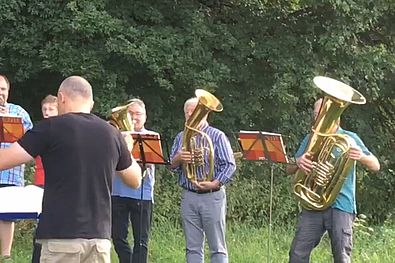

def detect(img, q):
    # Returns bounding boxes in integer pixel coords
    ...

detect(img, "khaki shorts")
[38,238,111,263]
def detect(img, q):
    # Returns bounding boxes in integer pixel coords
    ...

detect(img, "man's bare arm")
[0,143,33,170]
[349,146,380,172]
[360,154,380,172]
[117,159,142,188]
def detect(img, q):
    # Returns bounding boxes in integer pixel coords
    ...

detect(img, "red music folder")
[0,116,24,143]
[238,130,288,163]
[129,132,167,165]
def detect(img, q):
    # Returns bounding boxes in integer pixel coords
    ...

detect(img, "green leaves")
[1,0,394,223]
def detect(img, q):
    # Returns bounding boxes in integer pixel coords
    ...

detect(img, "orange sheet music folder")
[130,133,167,164]
[0,116,24,143]
[238,130,288,163]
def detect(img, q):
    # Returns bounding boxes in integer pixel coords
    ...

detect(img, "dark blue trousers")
[111,196,152,263]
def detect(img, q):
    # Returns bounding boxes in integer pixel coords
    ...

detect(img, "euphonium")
[182,89,223,182]
[293,76,366,210]
[108,100,135,131]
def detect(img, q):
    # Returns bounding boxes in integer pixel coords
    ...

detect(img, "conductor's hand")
[296,152,313,174]
[193,179,221,191]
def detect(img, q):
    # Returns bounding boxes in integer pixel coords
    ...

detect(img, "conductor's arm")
[117,160,142,188]
[116,132,142,188]
[0,143,33,170]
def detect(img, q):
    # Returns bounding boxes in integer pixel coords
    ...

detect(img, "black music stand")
[0,116,24,143]
[129,132,169,263]
[238,130,288,263]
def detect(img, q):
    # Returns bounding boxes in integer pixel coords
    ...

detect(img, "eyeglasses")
[130,111,145,117]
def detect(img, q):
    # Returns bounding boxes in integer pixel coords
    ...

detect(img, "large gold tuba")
[182,89,223,182]
[293,76,366,210]
[108,100,135,131]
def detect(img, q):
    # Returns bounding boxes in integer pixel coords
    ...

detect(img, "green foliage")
[1,0,394,223]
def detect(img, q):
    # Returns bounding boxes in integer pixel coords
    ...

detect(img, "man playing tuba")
[287,97,380,263]
[170,93,236,263]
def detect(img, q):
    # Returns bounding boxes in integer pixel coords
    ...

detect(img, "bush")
[153,160,393,226]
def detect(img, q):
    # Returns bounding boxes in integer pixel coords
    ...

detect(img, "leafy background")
[1,0,394,225]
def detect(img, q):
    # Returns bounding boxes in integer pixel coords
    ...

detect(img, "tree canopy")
[1,0,394,223]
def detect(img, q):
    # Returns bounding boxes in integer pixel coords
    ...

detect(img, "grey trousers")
[181,188,228,263]
[289,208,355,263]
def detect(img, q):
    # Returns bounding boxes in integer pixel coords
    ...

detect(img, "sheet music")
[128,132,167,164]
[239,130,289,163]
[0,115,24,143]
[239,130,282,136]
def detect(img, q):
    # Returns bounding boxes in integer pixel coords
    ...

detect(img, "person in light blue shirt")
[170,96,236,263]
[0,74,33,261]
[287,98,380,263]
[111,98,156,263]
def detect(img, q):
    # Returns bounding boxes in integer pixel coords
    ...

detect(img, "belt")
[183,187,221,194]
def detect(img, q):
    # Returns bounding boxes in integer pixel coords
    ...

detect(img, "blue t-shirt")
[112,128,157,201]
[295,128,371,214]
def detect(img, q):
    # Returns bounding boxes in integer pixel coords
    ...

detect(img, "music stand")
[130,133,169,165]
[128,132,169,263]
[0,116,24,143]
[238,130,288,263]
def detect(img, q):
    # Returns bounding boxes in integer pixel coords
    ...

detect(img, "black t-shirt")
[18,113,132,239]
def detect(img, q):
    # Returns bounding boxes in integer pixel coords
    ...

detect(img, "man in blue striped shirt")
[0,74,33,260]
[170,96,236,263]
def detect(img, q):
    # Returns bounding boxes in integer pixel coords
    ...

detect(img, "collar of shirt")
[199,122,209,130]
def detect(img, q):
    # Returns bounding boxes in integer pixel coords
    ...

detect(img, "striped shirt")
[0,102,33,186]
[170,124,236,191]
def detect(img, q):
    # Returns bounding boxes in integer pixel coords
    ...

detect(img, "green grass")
[10,220,395,262]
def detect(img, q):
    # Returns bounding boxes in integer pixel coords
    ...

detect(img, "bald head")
[59,76,93,100]
[57,76,94,114]
[184,97,199,121]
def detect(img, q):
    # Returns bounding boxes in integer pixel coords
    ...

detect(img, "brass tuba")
[108,100,135,131]
[182,89,223,182]
[293,76,366,210]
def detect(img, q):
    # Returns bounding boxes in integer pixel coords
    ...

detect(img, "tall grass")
[11,220,395,262]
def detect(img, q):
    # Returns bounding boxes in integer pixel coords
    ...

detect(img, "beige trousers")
[37,238,111,263]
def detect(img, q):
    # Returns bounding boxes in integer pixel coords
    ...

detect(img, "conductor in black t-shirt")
[0,76,142,263]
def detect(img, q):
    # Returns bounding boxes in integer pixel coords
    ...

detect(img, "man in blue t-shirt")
[111,98,156,263]
[287,98,380,263]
